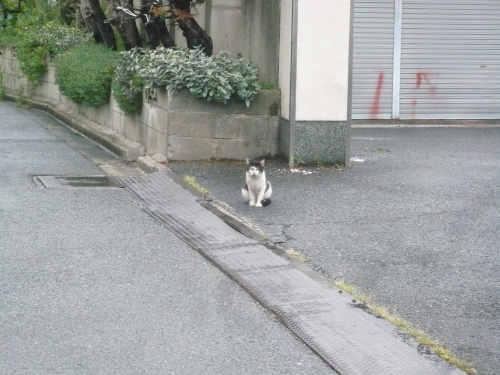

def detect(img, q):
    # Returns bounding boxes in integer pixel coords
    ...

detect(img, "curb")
[6,94,146,161]
[137,155,168,174]
[352,119,500,128]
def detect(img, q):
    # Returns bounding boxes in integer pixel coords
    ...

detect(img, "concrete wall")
[0,45,279,162]
[170,0,280,85]
[162,89,279,160]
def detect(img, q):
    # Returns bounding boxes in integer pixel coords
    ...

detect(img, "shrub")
[113,46,260,114]
[1,0,76,46]
[112,47,145,115]
[55,43,118,107]
[16,23,91,85]
[16,46,47,86]
[11,0,60,32]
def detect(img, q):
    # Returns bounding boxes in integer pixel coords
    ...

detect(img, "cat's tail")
[262,181,272,206]
[261,198,271,207]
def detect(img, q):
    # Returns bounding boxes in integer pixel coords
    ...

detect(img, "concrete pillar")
[279,0,353,166]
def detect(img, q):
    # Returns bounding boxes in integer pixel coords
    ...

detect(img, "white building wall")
[279,0,352,165]
[295,0,351,121]
[279,0,293,120]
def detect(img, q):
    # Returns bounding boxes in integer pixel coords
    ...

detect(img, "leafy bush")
[10,0,60,32]
[55,43,118,107]
[16,46,47,85]
[16,23,91,85]
[0,0,82,46]
[112,47,145,115]
[113,46,260,114]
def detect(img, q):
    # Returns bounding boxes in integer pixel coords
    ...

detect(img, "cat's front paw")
[249,201,256,207]
[255,203,262,207]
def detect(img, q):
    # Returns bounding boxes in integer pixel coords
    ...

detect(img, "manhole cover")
[34,175,122,188]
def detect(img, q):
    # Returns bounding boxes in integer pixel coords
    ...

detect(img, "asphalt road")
[0,101,337,375]
[170,126,500,375]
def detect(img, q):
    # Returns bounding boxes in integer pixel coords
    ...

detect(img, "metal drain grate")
[34,175,122,188]
[118,170,458,375]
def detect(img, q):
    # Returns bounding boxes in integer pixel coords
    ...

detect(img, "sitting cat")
[242,159,272,207]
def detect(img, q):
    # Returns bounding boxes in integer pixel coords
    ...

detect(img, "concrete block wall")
[0,46,29,95]
[1,45,279,161]
[164,89,279,160]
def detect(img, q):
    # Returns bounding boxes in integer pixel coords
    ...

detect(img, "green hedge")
[55,43,118,107]
[16,23,91,85]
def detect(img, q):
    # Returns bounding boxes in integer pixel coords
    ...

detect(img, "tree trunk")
[169,0,213,56]
[78,0,117,50]
[144,16,176,50]
[107,0,142,50]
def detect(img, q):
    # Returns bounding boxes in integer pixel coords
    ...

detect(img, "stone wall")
[0,45,280,161]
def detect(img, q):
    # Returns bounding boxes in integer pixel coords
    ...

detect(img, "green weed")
[183,175,210,196]
[15,85,27,107]
[292,152,305,166]
[260,82,276,90]
[0,69,5,100]
[285,248,307,262]
[334,279,476,374]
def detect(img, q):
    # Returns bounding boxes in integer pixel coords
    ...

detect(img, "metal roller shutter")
[352,0,395,119]
[399,0,500,119]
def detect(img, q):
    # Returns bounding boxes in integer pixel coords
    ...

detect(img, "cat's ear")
[260,159,265,166]
[246,158,250,165]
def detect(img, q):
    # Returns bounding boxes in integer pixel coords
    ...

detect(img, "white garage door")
[352,0,395,119]
[352,0,500,119]
[399,0,500,119]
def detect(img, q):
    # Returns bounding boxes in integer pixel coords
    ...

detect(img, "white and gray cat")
[242,159,272,207]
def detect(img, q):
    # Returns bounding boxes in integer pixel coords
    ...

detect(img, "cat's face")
[246,159,265,177]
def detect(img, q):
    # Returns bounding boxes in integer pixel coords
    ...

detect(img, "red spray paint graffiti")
[415,72,437,94]
[369,72,384,119]
[412,71,437,117]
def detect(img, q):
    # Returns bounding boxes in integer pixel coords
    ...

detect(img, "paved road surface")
[171,126,500,375]
[0,101,337,375]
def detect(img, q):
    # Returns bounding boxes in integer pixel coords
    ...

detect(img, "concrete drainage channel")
[33,175,123,188]
[117,169,464,375]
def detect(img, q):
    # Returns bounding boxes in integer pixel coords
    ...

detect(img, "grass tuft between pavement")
[285,248,308,262]
[334,280,476,374]
[183,175,210,196]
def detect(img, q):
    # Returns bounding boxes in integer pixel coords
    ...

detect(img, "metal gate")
[352,0,395,119]
[352,0,500,119]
